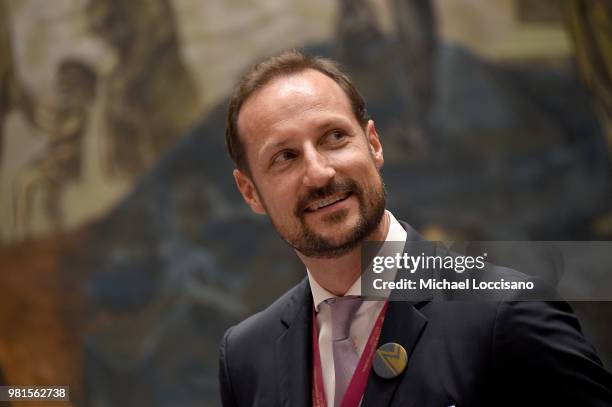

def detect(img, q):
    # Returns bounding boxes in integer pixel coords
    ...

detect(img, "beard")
[270,175,386,259]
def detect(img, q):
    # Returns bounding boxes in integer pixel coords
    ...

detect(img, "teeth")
[307,193,348,211]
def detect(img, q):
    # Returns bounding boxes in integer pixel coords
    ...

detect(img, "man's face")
[234,69,385,258]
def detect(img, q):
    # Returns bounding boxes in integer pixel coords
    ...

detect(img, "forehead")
[237,69,355,147]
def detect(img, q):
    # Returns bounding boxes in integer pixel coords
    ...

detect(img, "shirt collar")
[307,210,408,311]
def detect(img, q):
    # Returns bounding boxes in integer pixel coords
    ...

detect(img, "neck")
[298,211,390,296]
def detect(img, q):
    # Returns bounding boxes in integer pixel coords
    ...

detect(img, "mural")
[565,0,612,119]
[13,59,98,235]
[84,0,201,176]
[1,0,611,406]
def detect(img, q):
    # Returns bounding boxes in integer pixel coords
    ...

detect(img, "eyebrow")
[313,117,348,132]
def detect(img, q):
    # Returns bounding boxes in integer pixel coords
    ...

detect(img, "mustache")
[295,179,359,216]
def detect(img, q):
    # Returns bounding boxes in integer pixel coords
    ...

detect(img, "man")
[219,51,612,406]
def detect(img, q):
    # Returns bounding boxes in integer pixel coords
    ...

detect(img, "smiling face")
[233,69,386,258]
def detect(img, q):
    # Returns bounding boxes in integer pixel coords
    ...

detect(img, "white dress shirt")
[307,210,408,407]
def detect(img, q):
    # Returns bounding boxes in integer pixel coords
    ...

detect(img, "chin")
[312,217,358,237]
[317,221,364,244]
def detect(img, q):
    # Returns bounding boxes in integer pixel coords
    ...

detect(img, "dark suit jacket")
[219,223,612,406]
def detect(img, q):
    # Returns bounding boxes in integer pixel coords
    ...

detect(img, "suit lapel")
[275,282,428,407]
[361,300,428,407]
[361,220,431,406]
[277,279,313,407]
[276,220,430,407]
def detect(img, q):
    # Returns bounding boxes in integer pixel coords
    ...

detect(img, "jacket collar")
[276,220,431,407]
[361,297,428,406]
[277,279,313,407]
[361,221,430,406]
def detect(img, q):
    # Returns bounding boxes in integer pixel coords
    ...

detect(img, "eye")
[272,150,297,165]
[325,130,346,143]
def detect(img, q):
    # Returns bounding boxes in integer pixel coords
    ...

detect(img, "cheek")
[259,184,297,217]
[330,141,373,164]
[332,150,378,178]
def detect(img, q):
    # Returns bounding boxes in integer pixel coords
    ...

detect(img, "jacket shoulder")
[219,278,310,405]
[225,278,309,347]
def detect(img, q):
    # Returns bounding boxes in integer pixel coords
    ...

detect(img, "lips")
[304,192,351,212]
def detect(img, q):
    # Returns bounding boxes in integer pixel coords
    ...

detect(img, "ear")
[233,169,267,215]
[365,120,384,170]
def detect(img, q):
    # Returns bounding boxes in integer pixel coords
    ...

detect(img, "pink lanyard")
[312,301,389,407]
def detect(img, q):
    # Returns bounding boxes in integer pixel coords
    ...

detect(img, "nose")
[302,147,335,188]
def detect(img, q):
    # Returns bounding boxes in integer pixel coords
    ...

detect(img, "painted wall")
[1,1,610,406]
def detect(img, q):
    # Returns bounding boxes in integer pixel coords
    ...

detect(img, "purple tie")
[327,296,362,407]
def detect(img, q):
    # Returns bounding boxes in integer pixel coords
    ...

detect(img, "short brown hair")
[225,50,369,174]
